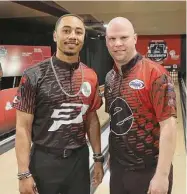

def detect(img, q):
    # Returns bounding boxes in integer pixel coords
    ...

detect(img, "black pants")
[29,145,90,194]
[110,163,173,194]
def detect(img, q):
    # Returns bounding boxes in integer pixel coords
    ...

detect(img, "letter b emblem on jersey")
[48,103,89,132]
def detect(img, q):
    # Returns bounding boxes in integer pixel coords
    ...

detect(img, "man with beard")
[104,17,177,194]
[12,14,104,194]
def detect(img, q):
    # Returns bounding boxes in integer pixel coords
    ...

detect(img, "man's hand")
[91,162,104,187]
[147,173,169,194]
[19,176,38,194]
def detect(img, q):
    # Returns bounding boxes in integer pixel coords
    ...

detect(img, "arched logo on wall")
[0,47,7,58]
[147,41,168,62]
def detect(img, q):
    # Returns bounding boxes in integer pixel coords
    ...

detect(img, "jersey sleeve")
[12,71,37,114]
[149,74,177,122]
[88,78,103,113]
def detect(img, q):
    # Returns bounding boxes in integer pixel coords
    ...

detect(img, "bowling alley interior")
[0,1,186,194]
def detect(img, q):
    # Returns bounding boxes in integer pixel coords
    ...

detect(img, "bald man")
[104,17,177,194]
[12,14,104,194]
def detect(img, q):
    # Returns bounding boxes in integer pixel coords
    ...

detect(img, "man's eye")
[63,29,70,33]
[77,31,83,35]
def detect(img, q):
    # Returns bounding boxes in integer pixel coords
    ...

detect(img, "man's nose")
[114,39,123,47]
[69,30,76,39]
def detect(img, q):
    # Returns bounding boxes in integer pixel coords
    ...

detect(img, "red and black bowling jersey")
[104,53,177,169]
[12,56,102,149]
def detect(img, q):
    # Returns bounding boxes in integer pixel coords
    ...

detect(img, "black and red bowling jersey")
[104,53,177,169]
[12,56,102,149]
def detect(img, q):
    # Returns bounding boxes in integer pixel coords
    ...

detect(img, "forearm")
[15,127,32,173]
[155,120,177,176]
[86,112,101,153]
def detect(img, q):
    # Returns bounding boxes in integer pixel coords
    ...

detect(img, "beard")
[57,45,77,56]
[63,51,76,56]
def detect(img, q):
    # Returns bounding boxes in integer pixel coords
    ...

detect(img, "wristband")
[93,153,102,157]
[17,171,32,180]
[93,153,104,163]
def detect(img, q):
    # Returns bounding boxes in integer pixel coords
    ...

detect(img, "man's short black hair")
[55,14,85,31]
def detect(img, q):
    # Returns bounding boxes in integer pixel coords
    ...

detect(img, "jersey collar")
[52,56,80,71]
[114,53,143,75]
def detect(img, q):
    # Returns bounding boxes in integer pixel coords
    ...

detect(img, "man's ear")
[53,31,57,42]
[134,33,138,45]
[105,35,109,47]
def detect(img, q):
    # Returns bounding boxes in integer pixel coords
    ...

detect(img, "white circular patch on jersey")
[129,79,145,90]
[81,82,92,97]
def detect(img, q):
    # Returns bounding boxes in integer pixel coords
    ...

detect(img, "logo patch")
[129,79,145,90]
[147,41,168,62]
[109,97,134,136]
[0,47,8,58]
[48,103,89,132]
[81,82,91,97]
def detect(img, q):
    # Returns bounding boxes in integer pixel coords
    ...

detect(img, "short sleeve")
[88,80,103,112]
[12,71,36,114]
[150,74,177,122]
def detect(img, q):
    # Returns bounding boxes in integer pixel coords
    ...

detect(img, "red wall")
[0,45,51,134]
[136,35,181,71]
[0,45,51,77]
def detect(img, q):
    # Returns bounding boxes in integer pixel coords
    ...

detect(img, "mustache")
[64,41,79,45]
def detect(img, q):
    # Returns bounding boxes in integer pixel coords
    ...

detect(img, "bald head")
[105,17,137,67]
[106,17,135,36]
